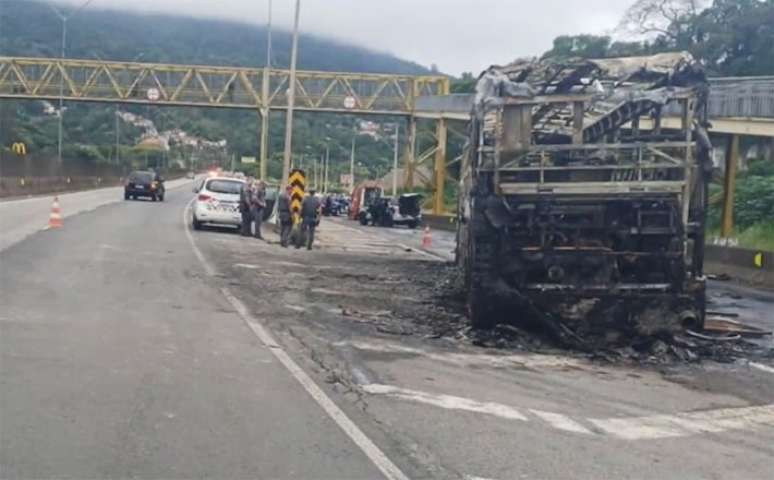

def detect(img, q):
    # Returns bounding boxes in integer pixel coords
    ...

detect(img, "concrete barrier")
[423,213,457,232]
[705,245,773,289]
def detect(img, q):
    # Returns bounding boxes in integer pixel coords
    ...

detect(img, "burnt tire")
[358,212,368,226]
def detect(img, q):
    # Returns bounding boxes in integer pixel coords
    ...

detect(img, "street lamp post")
[50,0,96,171]
[280,0,301,190]
[259,0,272,181]
[392,122,400,196]
[349,134,356,191]
[324,144,330,193]
[114,52,144,171]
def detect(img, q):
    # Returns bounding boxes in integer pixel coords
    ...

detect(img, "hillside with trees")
[0,0,432,183]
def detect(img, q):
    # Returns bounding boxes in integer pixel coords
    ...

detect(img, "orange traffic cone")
[48,196,63,229]
[422,226,432,249]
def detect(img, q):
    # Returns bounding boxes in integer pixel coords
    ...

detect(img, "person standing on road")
[299,188,321,250]
[239,177,254,237]
[277,185,294,248]
[250,180,267,240]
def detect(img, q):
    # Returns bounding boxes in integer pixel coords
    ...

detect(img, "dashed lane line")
[362,382,774,441]
[183,200,410,480]
[750,362,774,375]
[529,409,594,435]
[362,384,528,421]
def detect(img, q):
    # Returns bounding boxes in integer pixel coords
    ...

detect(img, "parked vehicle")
[349,181,383,222]
[124,170,165,201]
[360,193,422,228]
[191,176,245,230]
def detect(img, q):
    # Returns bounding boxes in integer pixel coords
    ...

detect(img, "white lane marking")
[750,362,774,375]
[529,409,593,435]
[341,340,585,370]
[363,382,774,441]
[589,404,774,440]
[362,384,528,421]
[465,476,498,480]
[183,198,216,277]
[183,201,409,480]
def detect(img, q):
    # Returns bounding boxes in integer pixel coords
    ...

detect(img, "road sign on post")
[344,96,356,109]
[289,168,306,222]
[146,88,160,101]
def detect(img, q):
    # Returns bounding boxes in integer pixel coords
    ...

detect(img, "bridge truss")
[0,56,458,213]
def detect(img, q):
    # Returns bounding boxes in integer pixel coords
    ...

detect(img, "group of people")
[240,178,322,250]
[277,185,322,250]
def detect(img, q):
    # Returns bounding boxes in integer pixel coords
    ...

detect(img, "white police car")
[191,176,246,230]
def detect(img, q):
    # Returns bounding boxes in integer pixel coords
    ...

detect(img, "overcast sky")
[54,0,630,75]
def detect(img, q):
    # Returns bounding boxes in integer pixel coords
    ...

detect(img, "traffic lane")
[0,187,384,479]
[0,177,194,253]
[328,222,774,479]
[194,221,450,478]
[361,386,774,480]
[194,218,774,480]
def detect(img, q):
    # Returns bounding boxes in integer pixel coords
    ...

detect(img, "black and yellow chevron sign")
[12,142,26,156]
[289,168,306,215]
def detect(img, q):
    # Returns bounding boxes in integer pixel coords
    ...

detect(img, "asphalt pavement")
[1,191,773,480]
[0,184,392,479]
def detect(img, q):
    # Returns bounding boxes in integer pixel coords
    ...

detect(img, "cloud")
[51,0,630,75]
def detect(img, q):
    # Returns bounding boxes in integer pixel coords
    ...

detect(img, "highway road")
[1,184,774,479]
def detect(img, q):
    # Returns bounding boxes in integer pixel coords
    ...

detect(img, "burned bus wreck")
[457,52,712,341]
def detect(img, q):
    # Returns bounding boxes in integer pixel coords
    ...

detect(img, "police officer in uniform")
[277,185,294,247]
[298,188,321,250]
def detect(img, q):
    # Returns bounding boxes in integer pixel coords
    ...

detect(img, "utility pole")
[324,144,330,193]
[392,122,400,196]
[50,0,96,172]
[115,105,120,168]
[280,0,301,190]
[313,156,318,189]
[259,0,272,181]
[349,135,356,191]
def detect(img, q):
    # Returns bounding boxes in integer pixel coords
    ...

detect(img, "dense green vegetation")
[0,0,431,182]
[542,0,774,76]
[707,159,774,251]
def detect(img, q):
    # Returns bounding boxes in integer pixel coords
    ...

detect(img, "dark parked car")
[125,171,165,201]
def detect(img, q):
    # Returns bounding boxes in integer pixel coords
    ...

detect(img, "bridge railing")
[414,77,774,121]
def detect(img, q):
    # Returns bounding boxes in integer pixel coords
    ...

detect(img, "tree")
[450,72,476,94]
[618,0,711,43]
[542,35,612,60]
[690,0,774,75]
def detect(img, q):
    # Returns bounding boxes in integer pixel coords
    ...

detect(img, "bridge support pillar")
[433,118,448,215]
[259,108,269,180]
[404,116,417,190]
[721,134,740,238]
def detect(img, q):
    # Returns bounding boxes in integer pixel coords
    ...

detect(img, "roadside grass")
[707,222,774,253]
[735,222,774,252]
